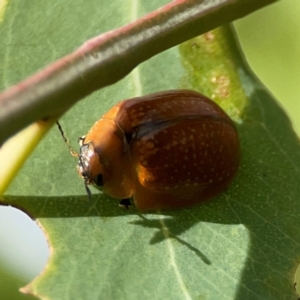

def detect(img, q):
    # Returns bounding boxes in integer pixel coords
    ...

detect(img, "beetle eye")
[94,174,104,186]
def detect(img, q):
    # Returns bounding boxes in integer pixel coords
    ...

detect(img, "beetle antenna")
[56,121,78,157]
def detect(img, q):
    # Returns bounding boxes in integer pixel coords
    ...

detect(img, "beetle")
[77,90,240,211]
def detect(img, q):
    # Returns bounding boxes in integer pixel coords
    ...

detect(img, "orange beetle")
[77,90,240,211]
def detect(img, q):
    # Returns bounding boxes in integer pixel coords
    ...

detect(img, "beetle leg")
[118,198,132,209]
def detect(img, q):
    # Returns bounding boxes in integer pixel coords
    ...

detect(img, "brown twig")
[0,0,276,144]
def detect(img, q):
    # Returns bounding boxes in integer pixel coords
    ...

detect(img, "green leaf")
[0,261,34,300]
[2,1,299,300]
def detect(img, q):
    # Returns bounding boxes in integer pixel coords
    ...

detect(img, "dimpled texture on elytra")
[81,90,240,211]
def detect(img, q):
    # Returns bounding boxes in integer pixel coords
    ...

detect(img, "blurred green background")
[0,0,299,299]
[235,0,300,133]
